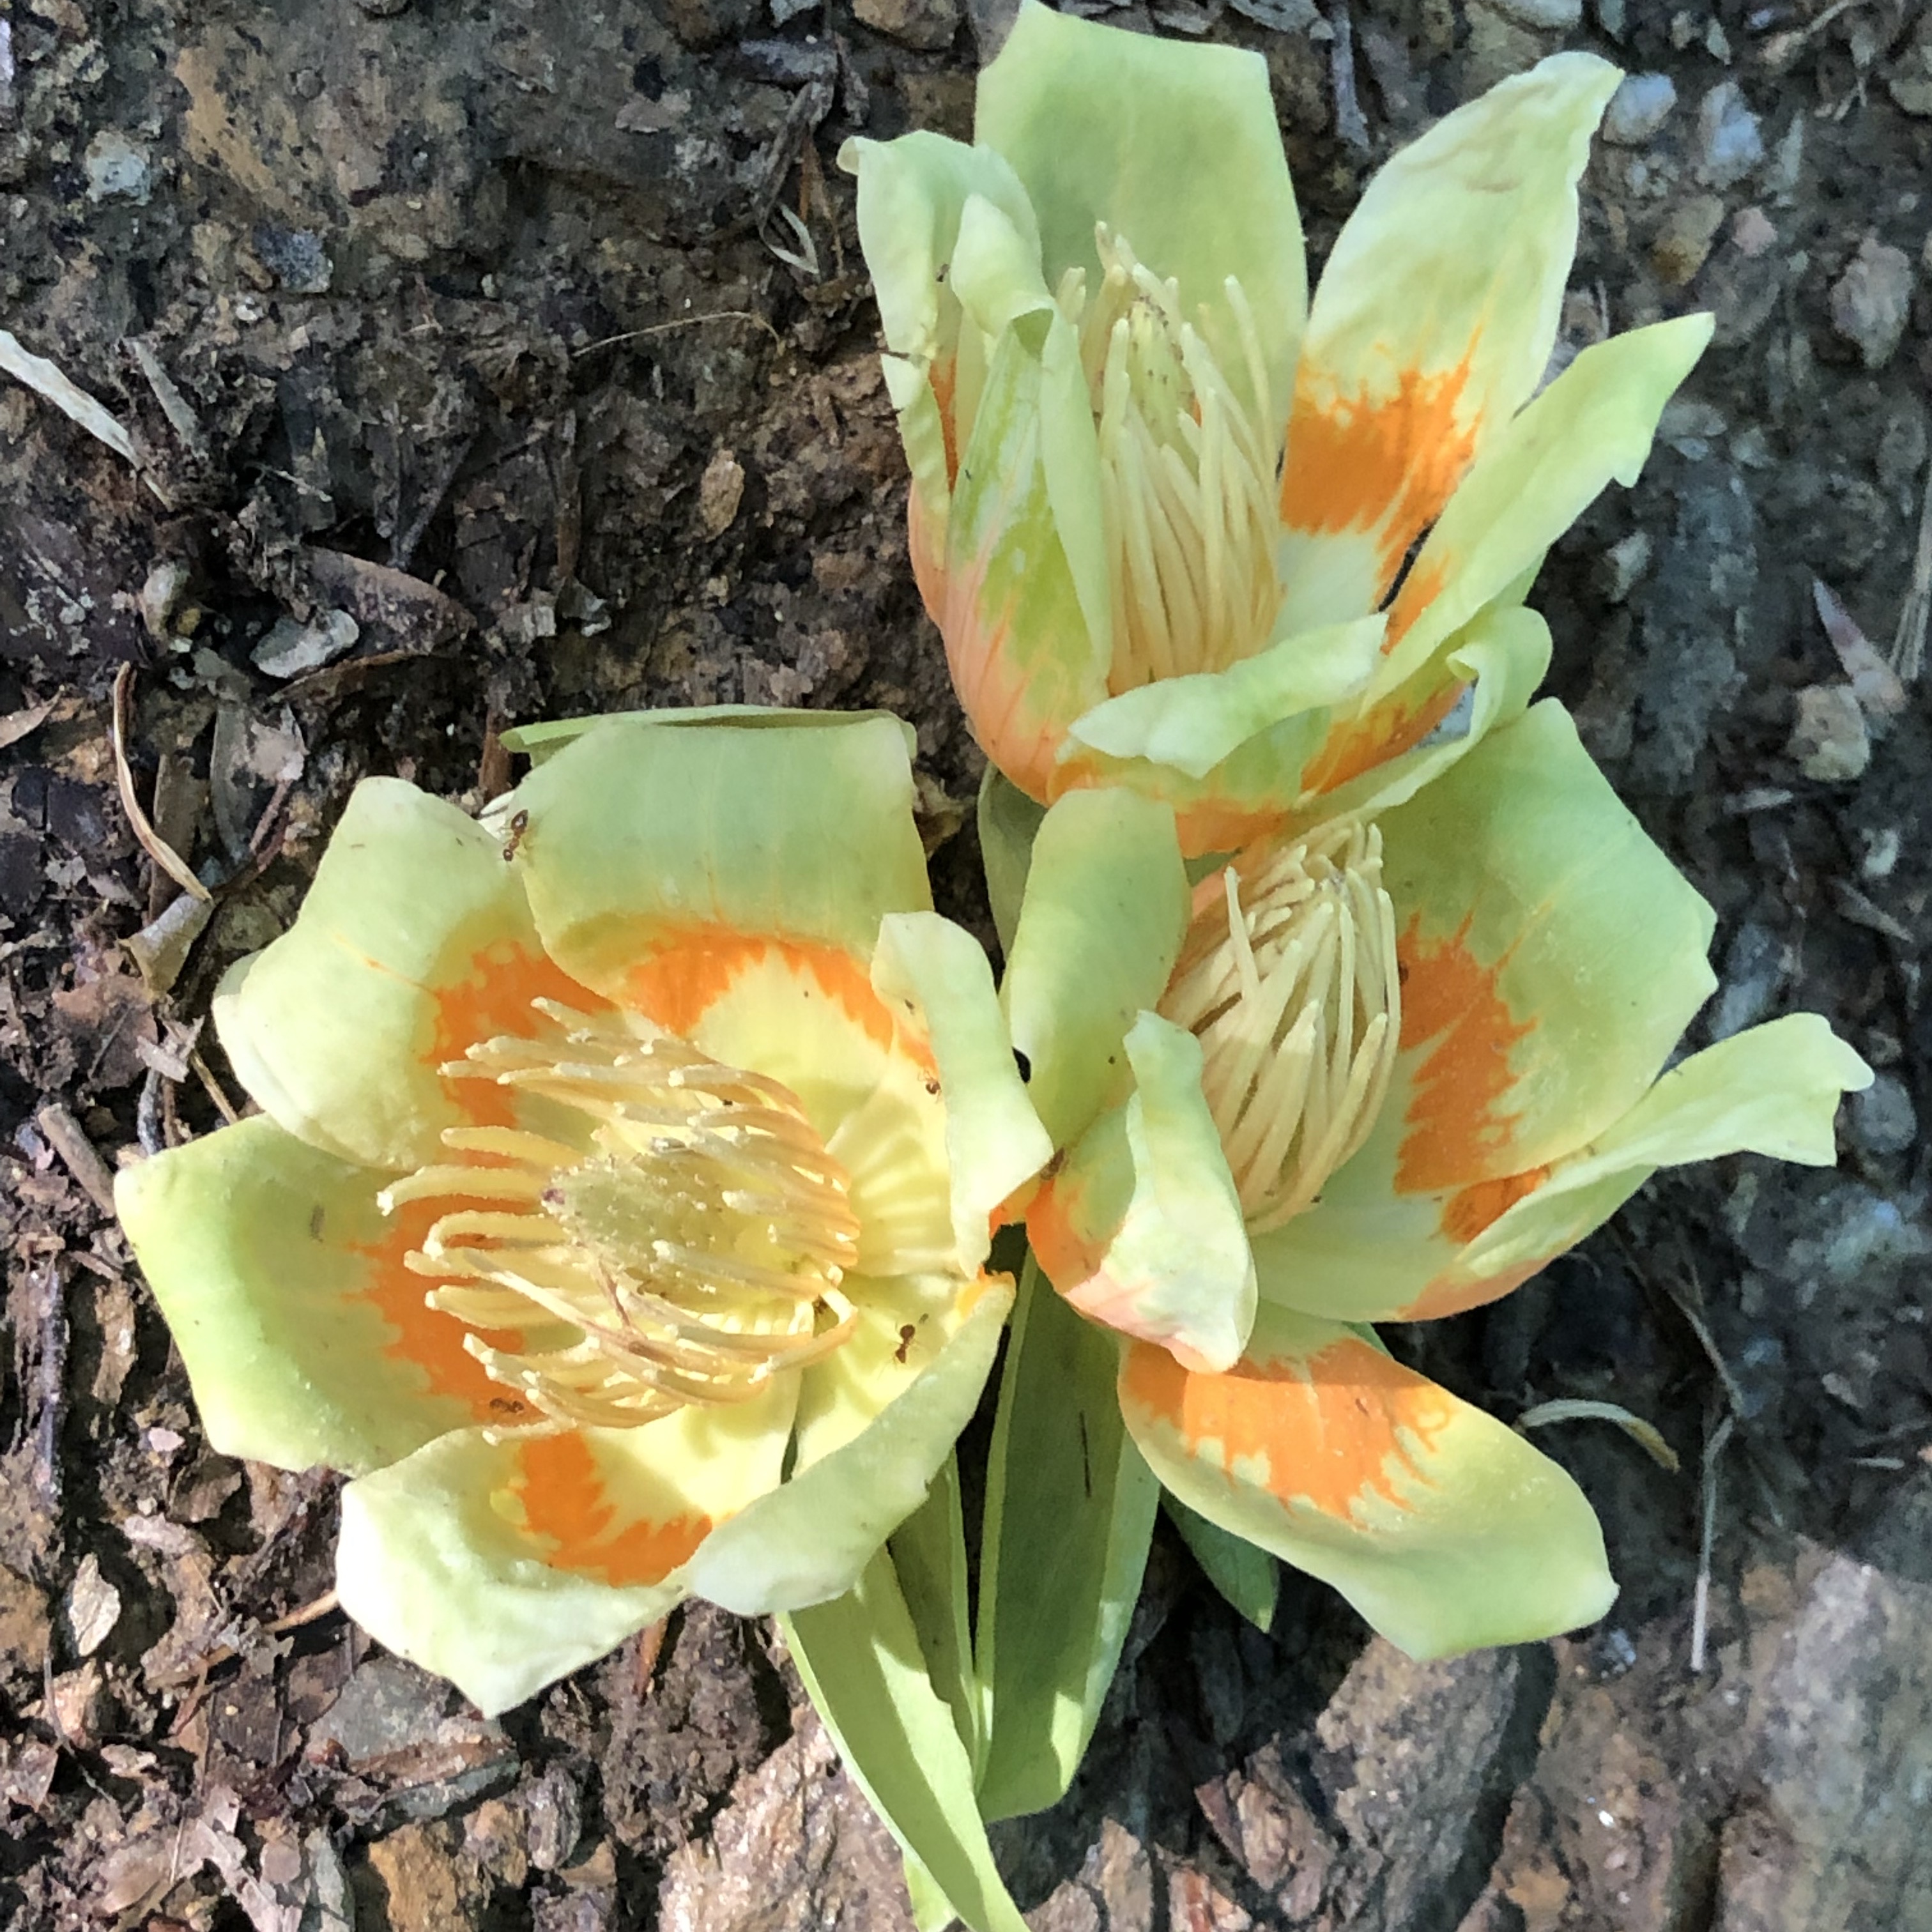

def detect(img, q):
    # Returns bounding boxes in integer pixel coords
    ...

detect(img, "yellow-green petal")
[1118,1305,1615,1657]
[873,910,1054,1270]
[509,716,931,995]
[1000,787,1187,1148]
[683,1279,1012,1615]
[214,777,547,1172]
[336,1395,794,1716]
[977,0,1306,443]
[1277,52,1620,630]
[1375,314,1714,698]
[1029,1013,1255,1372]
[114,1116,509,1475]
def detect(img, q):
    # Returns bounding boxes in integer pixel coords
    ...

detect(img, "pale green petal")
[977,1,1306,442]
[214,777,542,1172]
[502,704,917,768]
[1294,602,1552,830]
[940,301,1113,800]
[114,1117,491,1475]
[336,1395,793,1715]
[1278,52,1620,627]
[1456,1013,1871,1285]
[1000,788,1186,1147]
[785,1549,1030,1932]
[1031,1014,1256,1373]
[1374,699,1716,1182]
[683,1281,1012,1614]
[1376,314,1714,697]
[977,766,1045,956]
[873,911,1053,1271]
[1119,1304,1615,1657]
[974,1261,1157,1821]
[1064,615,1385,781]
[839,130,1039,368]
[510,716,930,994]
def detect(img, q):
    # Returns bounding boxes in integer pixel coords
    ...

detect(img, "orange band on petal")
[349,1196,536,1426]
[1122,1333,1453,1521]
[1395,914,1532,1193]
[512,1432,712,1588]
[1438,1165,1549,1246]
[1301,680,1462,797]
[433,940,608,1128]
[622,926,907,1060]
[1399,1255,1547,1323]
[1280,358,1478,598]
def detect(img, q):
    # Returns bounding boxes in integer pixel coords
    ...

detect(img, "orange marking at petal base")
[907,478,947,624]
[1399,1255,1549,1323]
[930,354,960,489]
[433,940,607,1128]
[1279,358,1480,599]
[1122,1333,1454,1521]
[1301,681,1463,795]
[1024,1170,1107,1303]
[1395,913,1533,1193]
[348,1195,536,1425]
[512,1431,712,1587]
[623,924,924,1066]
[1439,1165,1550,1246]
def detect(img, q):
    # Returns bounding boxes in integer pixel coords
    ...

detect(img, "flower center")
[381,1001,862,1429]
[1058,225,1282,693]
[1160,821,1400,1232]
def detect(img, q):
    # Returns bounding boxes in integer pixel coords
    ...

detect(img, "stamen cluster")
[381,1002,862,1429]
[1162,820,1400,1230]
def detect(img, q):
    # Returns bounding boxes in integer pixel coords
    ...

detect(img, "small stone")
[137,559,190,640]
[47,1660,108,1745]
[84,130,152,204]
[1851,1074,1917,1156]
[1788,684,1871,781]
[1652,195,1726,286]
[252,609,360,678]
[1602,72,1676,144]
[252,225,333,295]
[1731,205,1777,257]
[63,1555,120,1658]
[365,1825,468,1932]
[1479,0,1581,26]
[698,448,746,538]
[1696,81,1765,188]
[854,0,961,44]
[1595,530,1652,604]
[1828,234,1914,371]
[1595,0,1626,37]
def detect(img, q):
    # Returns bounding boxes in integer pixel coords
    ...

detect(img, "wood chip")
[0,328,137,464]
[34,1101,119,1216]
[111,664,210,902]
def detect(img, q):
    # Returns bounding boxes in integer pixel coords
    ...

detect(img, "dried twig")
[34,1102,119,1216]
[1516,1397,1682,1473]
[1326,0,1370,151]
[573,310,781,359]
[0,328,137,464]
[1891,457,1932,681]
[125,336,210,464]
[1690,1409,1736,1674]
[111,665,209,903]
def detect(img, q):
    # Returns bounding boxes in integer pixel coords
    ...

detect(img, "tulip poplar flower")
[117,714,1050,1714]
[845,4,1711,852]
[1000,702,1870,1655]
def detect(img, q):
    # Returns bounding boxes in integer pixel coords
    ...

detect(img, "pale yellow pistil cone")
[378,1002,862,1430]
[1056,225,1282,693]
[1161,821,1400,1232]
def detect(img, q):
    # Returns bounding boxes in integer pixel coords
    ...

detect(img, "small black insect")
[502,808,530,863]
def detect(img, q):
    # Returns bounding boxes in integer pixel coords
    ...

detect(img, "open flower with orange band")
[843,3,1711,855]
[999,700,1869,1656]
[116,713,1051,1715]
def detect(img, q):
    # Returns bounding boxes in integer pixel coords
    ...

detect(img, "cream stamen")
[381,1002,862,1430]
[1161,821,1400,1231]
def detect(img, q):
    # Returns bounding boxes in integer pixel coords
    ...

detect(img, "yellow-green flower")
[117,714,1050,1714]
[844,4,1708,853]
[1000,701,1869,1656]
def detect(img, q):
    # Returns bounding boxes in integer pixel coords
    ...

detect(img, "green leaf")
[784,1551,1029,1932]
[975,1259,1159,1821]
[977,765,1045,958]
[888,1452,983,1779]
[1164,1494,1276,1634]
